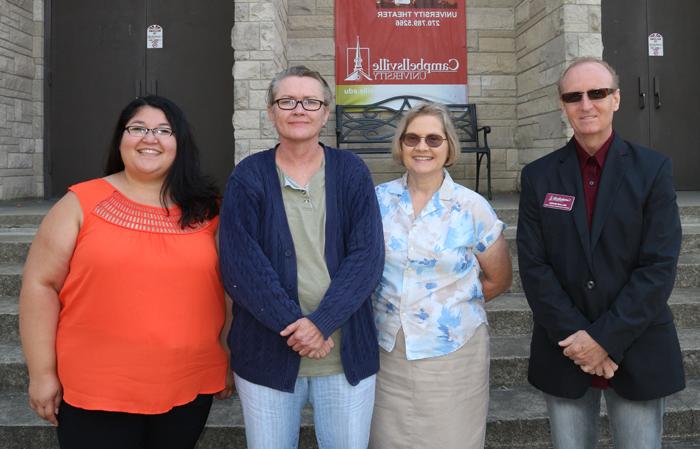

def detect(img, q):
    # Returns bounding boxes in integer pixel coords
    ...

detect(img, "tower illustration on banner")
[345,36,372,81]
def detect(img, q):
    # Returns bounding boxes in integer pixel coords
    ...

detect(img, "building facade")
[1,0,604,199]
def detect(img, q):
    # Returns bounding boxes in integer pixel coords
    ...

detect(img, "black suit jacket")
[517,134,685,400]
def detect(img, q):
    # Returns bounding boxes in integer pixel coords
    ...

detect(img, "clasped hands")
[558,330,618,379]
[281,317,334,359]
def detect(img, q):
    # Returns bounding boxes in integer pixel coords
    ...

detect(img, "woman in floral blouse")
[369,103,512,449]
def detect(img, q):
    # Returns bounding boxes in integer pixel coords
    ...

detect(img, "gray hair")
[266,65,333,107]
[391,102,460,168]
[558,57,620,94]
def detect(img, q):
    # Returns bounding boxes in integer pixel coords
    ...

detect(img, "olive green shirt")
[277,160,343,376]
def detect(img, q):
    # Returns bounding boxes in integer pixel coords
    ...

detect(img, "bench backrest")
[335,95,482,154]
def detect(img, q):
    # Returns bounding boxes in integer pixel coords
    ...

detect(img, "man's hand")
[558,330,609,368]
[581,356,619,379]
[281,318,327,356]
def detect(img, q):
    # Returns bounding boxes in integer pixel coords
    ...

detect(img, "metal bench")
[335,95,492,199]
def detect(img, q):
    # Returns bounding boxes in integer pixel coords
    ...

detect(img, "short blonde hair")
[266,65,332,106]
[391,102,460,167]
[558,57,620,94]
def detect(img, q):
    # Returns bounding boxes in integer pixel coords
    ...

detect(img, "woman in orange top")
[19,95,233,449]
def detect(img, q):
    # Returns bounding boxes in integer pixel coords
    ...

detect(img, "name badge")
[543,193,575,211]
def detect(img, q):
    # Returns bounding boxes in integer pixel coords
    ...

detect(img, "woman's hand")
[215,368,235,400]
[28,372,62,426]
[306,336,335,359]
[281,318,329,357]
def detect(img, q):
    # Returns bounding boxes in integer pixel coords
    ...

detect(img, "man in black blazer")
[517,57,684,449]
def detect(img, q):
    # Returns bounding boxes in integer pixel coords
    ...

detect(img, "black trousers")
[56,394,213,449]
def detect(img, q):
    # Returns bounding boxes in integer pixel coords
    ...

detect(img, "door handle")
[637,77,646,109]
[653,77,661,109]
[148,80,159,96]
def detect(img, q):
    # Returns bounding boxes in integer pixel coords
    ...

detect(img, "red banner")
[335,0,467,105]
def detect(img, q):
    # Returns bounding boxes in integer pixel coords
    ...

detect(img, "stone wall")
[233,0,290,162]
[515,0,603,169]
[0,0,43,199]
[465,0,518,191]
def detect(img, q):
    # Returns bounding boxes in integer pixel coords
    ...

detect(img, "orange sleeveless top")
[56,178,227,414]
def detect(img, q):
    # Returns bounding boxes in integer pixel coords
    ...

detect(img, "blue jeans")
[545,388,665,449]
[235,373,376,449]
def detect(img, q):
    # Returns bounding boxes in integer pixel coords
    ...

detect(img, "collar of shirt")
[387,169,456,217]
[574,131,614,169]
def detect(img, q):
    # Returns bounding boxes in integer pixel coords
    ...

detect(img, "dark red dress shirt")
[574,131,615,389]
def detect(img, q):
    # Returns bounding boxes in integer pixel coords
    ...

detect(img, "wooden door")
[602,0,700,189]
[46,0,234,197]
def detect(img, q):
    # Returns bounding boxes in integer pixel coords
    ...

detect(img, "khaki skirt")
[369,324,490,449]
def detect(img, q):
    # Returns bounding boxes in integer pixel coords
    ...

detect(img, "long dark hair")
[104,95,219,228]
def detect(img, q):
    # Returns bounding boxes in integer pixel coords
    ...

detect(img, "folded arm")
[477,234,512,302]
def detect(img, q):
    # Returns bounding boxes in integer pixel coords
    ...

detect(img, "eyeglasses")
[560,88,617,104]
[124,126,174,138]
[274,98,326,111]
[401,133,447,148]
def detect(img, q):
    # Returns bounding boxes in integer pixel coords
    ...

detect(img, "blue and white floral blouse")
[373,171,505,360]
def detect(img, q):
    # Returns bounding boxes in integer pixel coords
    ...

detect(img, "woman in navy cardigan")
[218,65,384,449]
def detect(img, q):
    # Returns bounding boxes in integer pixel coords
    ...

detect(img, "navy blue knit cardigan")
[219,144,384,392]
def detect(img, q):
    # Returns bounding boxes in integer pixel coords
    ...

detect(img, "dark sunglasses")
[560,88,617,103]
[401,133,447,148]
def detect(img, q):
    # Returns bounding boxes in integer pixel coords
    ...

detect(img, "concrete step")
[486,378,700,448]
[0,343,25,392]
[505,251,700,293]
[0,296,18,344]
[0,196,698,264]
[1,222,698,269]
[1,379,698,449]
[0,194,698,229]
[4,292,696,341]
[487,192,700,228]
[489,327,700,388]
[0,265,22,298]
[0,288,697,350]
[3,327,699,393]
[0,200,52,229]
[503,223,700,258]
[486,289,700,336]
[0,229,36,264]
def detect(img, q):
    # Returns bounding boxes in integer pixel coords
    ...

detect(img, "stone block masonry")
[0,0,43,199]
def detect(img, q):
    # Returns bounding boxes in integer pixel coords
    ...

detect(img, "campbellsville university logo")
[344,35,460,82]
[345,36,372,81]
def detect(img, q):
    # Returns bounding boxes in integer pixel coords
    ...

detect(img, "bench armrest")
[477,125,491,148]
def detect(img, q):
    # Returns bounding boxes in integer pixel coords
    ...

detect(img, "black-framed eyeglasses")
[274,98,326,111]
[560,88,617,104]
[124,126,174,138]
[401,133,447,148]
